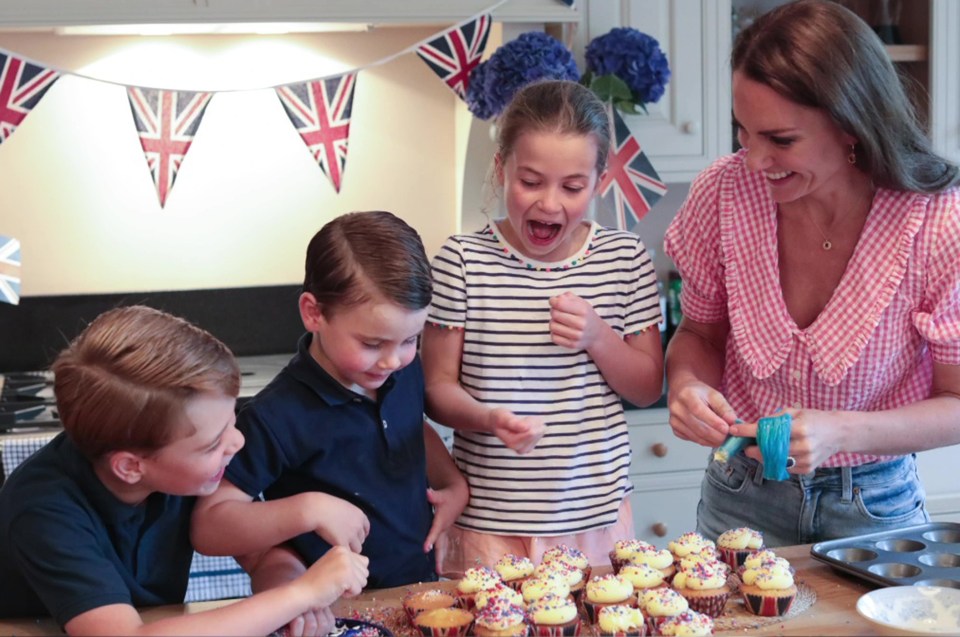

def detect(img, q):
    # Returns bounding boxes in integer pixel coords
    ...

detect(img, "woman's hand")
[667,380,737,447]
[730,409,843,474]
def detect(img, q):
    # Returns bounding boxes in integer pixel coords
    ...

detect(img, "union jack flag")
[597,106,668,229]
[0,234,21,306]
[416,14,491,101]
[0,53,59,145]
[276,73,356,193]
[127,87,212,207]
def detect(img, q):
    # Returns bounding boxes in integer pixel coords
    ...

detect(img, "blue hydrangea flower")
[465,31,580,120]
[585,27,670,106]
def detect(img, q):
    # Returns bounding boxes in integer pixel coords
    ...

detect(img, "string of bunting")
[0,0,510,209]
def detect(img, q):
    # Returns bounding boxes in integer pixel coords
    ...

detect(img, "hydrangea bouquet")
[582,27,671,115]
[465,31,580,121]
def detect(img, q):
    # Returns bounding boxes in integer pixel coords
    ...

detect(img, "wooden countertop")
[0,544,884,636]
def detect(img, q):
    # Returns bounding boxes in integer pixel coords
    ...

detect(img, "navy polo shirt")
[0,432,194,626]
[225,333,436,588]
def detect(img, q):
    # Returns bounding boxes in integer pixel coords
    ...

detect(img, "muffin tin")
[810,522,960,588]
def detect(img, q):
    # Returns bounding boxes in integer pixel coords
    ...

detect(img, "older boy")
[0,305,367,636]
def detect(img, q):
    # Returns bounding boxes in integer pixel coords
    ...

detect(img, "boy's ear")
[108,451,146,485]
[299,292,325,332]
[494,151,505,186]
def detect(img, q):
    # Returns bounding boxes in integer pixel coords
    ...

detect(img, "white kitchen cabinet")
[916,446,960,524]
[582,0,733,183]
[930,0,960,163]
[627,408,706,543]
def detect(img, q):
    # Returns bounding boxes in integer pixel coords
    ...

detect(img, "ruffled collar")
[721,167,929,385]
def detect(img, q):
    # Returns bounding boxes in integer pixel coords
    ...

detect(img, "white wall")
[0,27,463,295]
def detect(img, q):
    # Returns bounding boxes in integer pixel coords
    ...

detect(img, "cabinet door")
[930,0,960,163]
[630,474,702,544]
[585,0,732,182]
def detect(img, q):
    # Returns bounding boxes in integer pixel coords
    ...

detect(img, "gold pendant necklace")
[806,211,833,251]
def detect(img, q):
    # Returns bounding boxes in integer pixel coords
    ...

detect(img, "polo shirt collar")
[286,333,396,405]
[57,433,159,525]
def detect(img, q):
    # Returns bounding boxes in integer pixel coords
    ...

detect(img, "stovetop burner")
[0,354,291,434]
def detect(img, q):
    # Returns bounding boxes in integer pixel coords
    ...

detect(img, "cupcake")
[456,566,503,610]
[527,592,581,637]
[472,599,529,637]
[534,559,585,602]
[738,549,792,578]
[582,573,636,624]
[739,558,798,617]
[667,533,715,565]
[495,554,536,591]
[521,575,571,606]
[625,544,676,582]
[475,582,524,611]
[619,562,668,595]
[403,588,458,625]
[638,588,689,635]
[658,610,714,636]
[676,554,731,582]
[609,539,654,573]
[716,527,764,570]
[413,606,475,637]
[542,544,592,583]
[596,604,646,637]
[670,561,730,618]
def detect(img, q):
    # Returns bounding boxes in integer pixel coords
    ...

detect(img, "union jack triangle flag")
[0,234,21,306]
[276,73,356,193]
[597,106,668,230]
[416,14,491,101]
[127,87,212,207]
[0,52,60,145]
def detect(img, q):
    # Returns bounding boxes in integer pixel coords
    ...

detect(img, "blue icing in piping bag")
[756,412,793,481]
[713,413,794,481]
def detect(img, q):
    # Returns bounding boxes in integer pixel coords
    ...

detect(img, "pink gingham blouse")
[665,151,960,467]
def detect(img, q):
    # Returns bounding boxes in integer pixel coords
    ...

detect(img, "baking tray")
[810,522,960,588]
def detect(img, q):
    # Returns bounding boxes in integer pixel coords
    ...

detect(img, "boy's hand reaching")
[489,407,545,454]
[422,483,469,554]
[549,292,603,350]
[294,545,368,609]
[308,493,370,552]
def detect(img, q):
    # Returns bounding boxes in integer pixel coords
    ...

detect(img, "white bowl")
[857,586,960,635]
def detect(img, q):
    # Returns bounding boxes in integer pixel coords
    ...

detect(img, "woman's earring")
[848,144,857,165]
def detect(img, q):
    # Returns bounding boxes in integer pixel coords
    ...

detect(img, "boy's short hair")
[52,305,240,459]
[303,210,433,315]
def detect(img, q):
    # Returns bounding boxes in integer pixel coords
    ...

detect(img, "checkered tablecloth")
[0,433,251,602]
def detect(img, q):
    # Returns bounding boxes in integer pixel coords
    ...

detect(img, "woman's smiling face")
[733,71,857,205]
[496,129,600,262]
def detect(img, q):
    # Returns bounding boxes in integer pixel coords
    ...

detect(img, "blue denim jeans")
[696,452,930,546]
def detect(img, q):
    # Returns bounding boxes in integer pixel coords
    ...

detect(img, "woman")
[664,0,960,546]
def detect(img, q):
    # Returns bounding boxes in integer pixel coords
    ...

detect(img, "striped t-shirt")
[428,221,662,535]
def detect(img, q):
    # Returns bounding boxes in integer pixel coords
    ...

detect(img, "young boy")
[191,210,468,589]
[0,305,368,636]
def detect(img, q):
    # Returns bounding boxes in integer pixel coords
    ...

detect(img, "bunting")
[0,52,59,144]
[276,73,357,193]
[0,235,21,306]
[597,106,668,229]
[416,14,491,101]
[127,88,213,207]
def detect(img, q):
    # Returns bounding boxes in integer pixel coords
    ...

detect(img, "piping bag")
[712,412,793,481]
